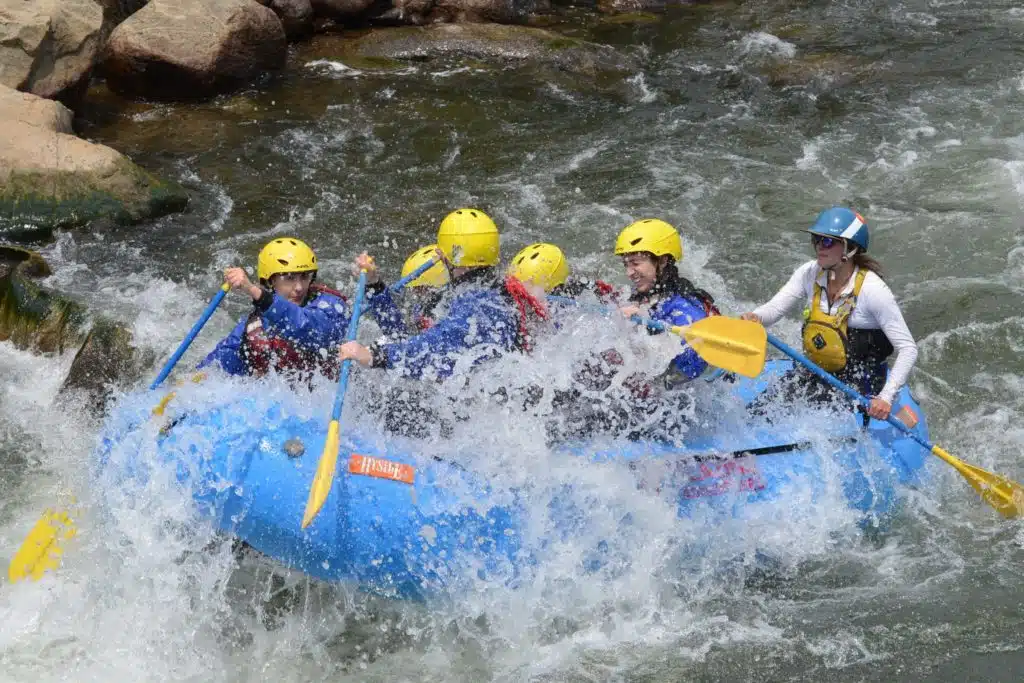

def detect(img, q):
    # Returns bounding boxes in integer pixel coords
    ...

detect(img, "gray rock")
[60,315,154,415]
[0,85,189,237]
[331,23,635,75]
[102,0,288,100]
[0,0,107,108]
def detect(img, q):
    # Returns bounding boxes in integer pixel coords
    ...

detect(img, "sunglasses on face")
[811,234,842,249]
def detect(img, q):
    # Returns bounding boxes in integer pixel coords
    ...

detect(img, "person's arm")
[658,296,709,380]
[260,293,350,348]
[370,294,515,379]
[222,265,350,348]
[197,319,248,376]
[364,284,407,336]
[747,262,815,327]
[862,278,918,405]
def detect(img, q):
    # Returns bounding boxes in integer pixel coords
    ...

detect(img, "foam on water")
[6,0,1024,679]
[0,270,894,681]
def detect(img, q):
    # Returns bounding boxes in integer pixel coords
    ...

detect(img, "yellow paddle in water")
[7,509,76,583]
[760,332,1023,518]
[8,284,231,583]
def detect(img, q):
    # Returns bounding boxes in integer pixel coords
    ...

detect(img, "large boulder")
[0,252,153,413]
[101,0,288,100]
[255,0,313,39]
[0,85,189,238]
[322,23,635,75]
[0,0,106,107]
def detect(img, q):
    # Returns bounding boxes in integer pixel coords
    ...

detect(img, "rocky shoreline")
[0,0,680,238]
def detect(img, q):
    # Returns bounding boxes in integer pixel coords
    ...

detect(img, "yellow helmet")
[508,243,570,293]
[401,244,450,288]
[614,218,682,262]
[436,208,499,267]
[257,237,318,281]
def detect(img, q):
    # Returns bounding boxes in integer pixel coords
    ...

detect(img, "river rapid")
[2,1,1024,681]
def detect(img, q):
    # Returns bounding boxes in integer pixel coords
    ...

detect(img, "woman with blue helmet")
[740,207,918,420]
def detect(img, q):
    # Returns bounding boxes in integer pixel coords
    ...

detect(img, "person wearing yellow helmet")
[338,208,548,379]
[508,243,570,294]
[200,238,398,380]
[395,244,449,333]
[550,219,720,445]
[508,242,620,302]
[436,207,500,270]
[402,244,451,289]
[615,218,719,386]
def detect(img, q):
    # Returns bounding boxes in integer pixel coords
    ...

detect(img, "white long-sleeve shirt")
[752,260,918,404]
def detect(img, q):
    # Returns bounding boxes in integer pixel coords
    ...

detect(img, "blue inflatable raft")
[96,359,930,598]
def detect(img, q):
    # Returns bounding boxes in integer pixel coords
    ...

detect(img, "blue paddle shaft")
[149,285,229,390]
[331,271,369,421]
[766,333,932,450]
[388,257,440,293]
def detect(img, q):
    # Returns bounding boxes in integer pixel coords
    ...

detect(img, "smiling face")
[621,252,662,294]
[271,271,314,304]
[812,234,847,269]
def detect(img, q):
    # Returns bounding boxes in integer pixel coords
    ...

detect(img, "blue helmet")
[806,207,869,252]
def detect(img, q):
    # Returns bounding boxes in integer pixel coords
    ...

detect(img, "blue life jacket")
[632,270,718,381]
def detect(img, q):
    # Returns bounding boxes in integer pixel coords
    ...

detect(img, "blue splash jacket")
[647,292,710,380]
[200,284,403,376]
[370,270,521,380]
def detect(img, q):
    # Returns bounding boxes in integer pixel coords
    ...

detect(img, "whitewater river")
[2,1,1023,680]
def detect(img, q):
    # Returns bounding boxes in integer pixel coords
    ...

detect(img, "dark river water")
[2,1,1024,680]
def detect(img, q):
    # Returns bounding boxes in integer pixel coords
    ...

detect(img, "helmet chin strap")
[823,240,857,279]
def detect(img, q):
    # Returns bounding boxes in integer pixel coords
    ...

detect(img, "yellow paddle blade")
[8,509,76,583]
[930,446,1024,518]
[151,373,205,417]
[151,391,176,417]
[302,420,341,529]
[674,316,767,379]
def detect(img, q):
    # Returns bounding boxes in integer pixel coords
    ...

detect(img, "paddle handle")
[149,283,230,390]
[388,257,440,293]
[355,257,440,324]
[765,333,932,451]
[330,270,368,421]
[629,314,685,336]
